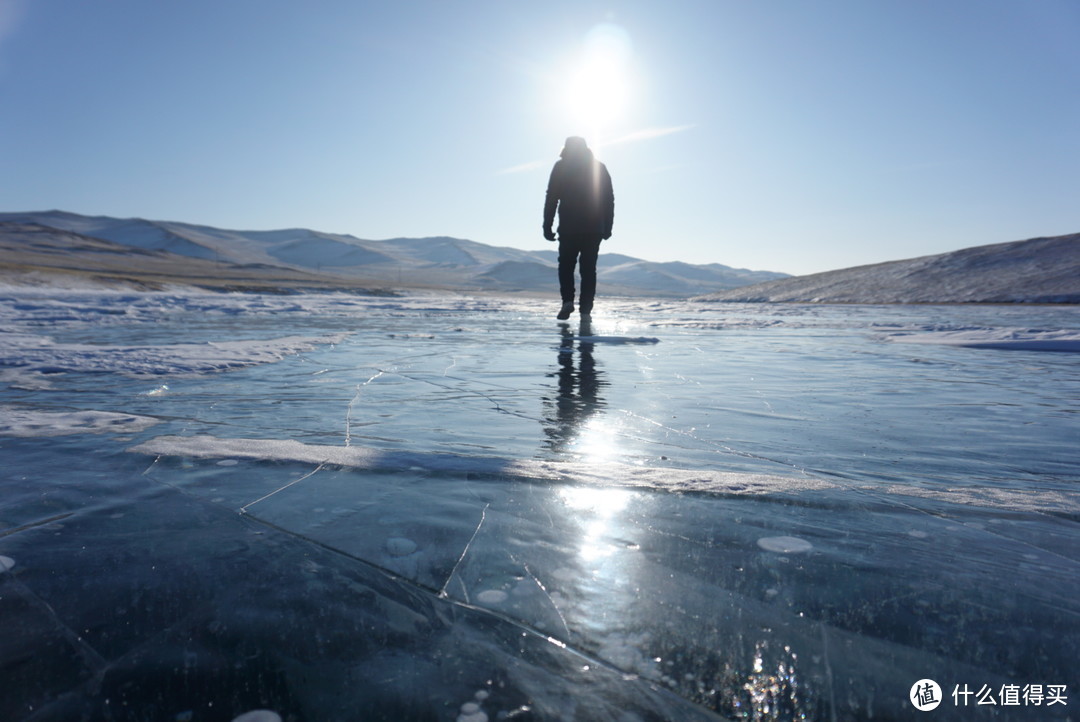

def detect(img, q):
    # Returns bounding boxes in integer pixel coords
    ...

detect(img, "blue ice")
[1,290,1078,720]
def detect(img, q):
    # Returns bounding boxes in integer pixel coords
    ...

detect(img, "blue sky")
[1,0,1077,275]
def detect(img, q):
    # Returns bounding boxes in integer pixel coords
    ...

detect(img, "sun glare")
[560,485,633,562]
[562,24,634,140]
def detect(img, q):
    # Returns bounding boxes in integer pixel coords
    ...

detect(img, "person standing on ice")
[543,136,614,320]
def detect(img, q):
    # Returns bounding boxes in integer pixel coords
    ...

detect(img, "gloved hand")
[543,228,556,242]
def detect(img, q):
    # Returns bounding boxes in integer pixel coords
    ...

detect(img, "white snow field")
[1,286,1078,721]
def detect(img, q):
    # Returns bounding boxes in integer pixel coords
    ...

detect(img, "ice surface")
[1,289,1078,720]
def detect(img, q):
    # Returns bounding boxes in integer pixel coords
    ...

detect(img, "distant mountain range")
[2,211,1074,303]
[698,232,1080,304]
[0,211,786,297]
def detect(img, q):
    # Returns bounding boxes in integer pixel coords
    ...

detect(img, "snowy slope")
[698,232,1080,304]
[600,259,784,295]
[0,211,786,297]
[0,222,391,292]
[0,211,403,268]
[264,234,398,268]
[474,260,555,288]
[0,211,224,260]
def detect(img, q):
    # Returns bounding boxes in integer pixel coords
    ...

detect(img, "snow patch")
[0,405,161,437]
[885,327,1080,352]
[129,435,381,467]
[885,484,1080,515]
[127,433,844,501]
[0,331,350,378]
[571,335,660,345]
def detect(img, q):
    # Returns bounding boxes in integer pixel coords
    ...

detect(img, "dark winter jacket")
[543,146,614,241]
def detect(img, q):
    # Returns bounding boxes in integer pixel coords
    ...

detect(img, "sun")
[562,24,634,140]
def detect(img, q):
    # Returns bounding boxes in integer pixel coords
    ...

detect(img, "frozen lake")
[1,289,1078,721]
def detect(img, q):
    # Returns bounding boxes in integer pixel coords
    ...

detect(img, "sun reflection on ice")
[572,415,620,463]
[559,484,632,562]
[738,641,807,720]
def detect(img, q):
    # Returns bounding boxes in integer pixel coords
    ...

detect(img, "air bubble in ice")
[231,711,282,722]
[757,536,813,553]
[386,537,417,557]
[476,589,509,604]
[458,700,488,722]
[0,555,15,572]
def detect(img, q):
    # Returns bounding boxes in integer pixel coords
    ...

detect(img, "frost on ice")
[0,405,161,437]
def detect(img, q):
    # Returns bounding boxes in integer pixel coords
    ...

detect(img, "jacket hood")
[560,136,593,160]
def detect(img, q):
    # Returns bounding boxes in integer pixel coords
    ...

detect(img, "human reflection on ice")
[542,317,609,456]
[539,321,653,679]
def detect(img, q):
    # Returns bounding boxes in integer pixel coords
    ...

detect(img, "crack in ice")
[517,557,572,641]
[240,462,328,514]
[619,409,806,473]
[438,503,489,599]
[394,371,534,421]
[0,511,75,540]
[345,370,385,447]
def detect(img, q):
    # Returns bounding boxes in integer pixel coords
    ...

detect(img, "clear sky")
[1,0,1077,275]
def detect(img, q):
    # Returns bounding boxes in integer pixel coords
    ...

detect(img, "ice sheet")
[1,291,1078,721]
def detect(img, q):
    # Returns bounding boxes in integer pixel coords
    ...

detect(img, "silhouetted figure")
[543,137,614,320]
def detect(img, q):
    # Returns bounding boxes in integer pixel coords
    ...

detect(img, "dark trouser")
[558,235,602,312]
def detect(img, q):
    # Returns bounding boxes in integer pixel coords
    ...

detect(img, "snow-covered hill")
[0,222,381,292]
[697,233,1080,304]
[0,211,786,297]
